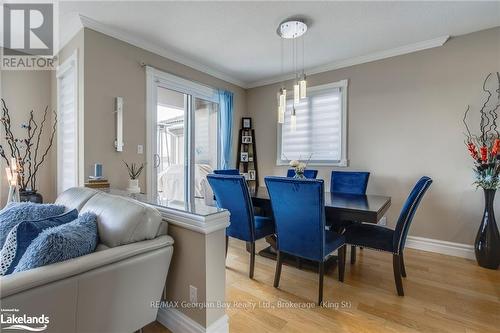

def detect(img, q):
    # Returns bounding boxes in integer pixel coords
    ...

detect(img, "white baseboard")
[157,308,229,333]
[406,236,475,260]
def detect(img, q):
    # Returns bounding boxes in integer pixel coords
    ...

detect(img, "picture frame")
[242,173,249,180]
[248,170,256,180]
[242,135,252,144]
[240,152,249,162]
[242,117,252,129]
[248,156,254,162]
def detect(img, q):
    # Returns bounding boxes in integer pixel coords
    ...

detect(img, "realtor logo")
[2,3,57,70]
[3,3,53,55]
[1,308,49,331]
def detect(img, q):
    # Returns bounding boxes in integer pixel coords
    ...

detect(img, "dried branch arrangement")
[0,98,57,192]
[463,72,500,189]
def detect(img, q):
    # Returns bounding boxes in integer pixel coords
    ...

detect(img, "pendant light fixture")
[276,18,308,130]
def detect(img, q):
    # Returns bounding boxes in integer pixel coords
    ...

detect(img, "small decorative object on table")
[0,99,57,204]
[289,155,311,179]
[463,72,500,270]
[123,161,144,194]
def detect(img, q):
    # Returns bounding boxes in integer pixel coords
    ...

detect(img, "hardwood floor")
[146,239,500,333]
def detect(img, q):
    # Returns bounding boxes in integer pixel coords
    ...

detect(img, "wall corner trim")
[157,308,229,333]
[246,35,450,88]
[406,236,475,260]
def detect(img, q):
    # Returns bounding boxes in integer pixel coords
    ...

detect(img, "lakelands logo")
[1,308,49,331]
[2,2,57,70]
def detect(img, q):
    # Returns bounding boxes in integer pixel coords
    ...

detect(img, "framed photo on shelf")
[248,170,256,180]
[248,156,254,162]
[242,135,252,144]
[240,152,249,162]
[242,117,252,129]
[243,173,249,180]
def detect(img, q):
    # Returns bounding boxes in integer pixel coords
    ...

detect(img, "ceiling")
[59,1,500,88]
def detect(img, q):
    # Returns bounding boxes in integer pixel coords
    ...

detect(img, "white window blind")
[57,54,78,194]
[278,81,347,165]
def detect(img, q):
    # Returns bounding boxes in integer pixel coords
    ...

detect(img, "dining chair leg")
[393,254,404,296]
[318,261,325,306]
[249,241,255,279]
[274,251,283,288]
[350,246,356,264]
[400,253,407,278]
[225,236,229,259]
[338,245,346,282]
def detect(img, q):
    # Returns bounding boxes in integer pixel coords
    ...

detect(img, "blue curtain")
[218,90,234,169]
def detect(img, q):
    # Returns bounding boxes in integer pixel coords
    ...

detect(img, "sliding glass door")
[147,68,219,204]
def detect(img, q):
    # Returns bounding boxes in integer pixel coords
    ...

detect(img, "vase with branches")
[463,72,500,270]
[0,99,57,203]
[123,161,144,194]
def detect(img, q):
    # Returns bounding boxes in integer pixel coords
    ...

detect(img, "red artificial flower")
[480,146,488,162]
[491,139,500,156]
[467,142,479,160]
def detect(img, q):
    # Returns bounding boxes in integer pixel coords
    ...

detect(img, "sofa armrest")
[0,235,174,298]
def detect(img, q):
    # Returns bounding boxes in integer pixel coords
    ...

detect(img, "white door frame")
[145,67,218,201]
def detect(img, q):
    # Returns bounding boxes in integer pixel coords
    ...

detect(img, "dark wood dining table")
[250,187,392,270]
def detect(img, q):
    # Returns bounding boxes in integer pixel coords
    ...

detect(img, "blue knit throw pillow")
[0,202,66,248]
[0,209,78,275]
[13,212,98,274]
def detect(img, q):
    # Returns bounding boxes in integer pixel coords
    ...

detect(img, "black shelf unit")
[236,120,258,193]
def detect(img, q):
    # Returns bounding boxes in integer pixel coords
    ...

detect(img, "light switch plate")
[137,145,143,154]
[189,285,197,303]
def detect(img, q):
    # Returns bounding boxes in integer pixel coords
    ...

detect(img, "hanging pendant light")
[293,80,300,104]
[276,18,308,130]
[278,88,286,123]
[299,73,307,99]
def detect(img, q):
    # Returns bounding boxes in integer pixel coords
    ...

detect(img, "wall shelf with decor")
[236,117,258,193]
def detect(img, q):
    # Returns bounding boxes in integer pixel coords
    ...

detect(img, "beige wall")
[83,28,247,191]
[0,70,55,204]
[246,27,500,245]
[165,225,226,327]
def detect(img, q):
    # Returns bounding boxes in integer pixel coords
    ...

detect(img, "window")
[146,67,219,203]
[277,80,348,166]
[56,51,79,194]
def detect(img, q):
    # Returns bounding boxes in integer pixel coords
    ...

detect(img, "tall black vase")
[19,190,43,204]
[475,189,500,269]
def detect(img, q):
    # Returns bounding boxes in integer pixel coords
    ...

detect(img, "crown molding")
[79,15,247,88]
[246,35,450,89]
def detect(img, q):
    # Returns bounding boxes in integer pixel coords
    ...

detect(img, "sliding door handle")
[153,154,160,168]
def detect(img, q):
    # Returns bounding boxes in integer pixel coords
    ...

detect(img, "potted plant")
[463,72,500,270]
[123,161,145,194]
[0,99,56,203]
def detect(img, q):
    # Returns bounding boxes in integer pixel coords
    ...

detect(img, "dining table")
[249,186,392,271]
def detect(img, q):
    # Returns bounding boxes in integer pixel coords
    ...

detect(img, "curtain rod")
[139,61,229,94]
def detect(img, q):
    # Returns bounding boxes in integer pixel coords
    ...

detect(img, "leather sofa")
[0,187,174,333]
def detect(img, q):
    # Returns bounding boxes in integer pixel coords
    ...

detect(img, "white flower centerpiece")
[289,156,311,179]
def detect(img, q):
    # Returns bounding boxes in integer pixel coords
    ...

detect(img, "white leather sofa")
[0,187,174,333]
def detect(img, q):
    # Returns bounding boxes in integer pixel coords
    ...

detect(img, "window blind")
[281,87,343,162]
[57,61,77,194]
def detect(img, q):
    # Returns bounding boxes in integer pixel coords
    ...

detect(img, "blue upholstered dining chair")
[207,174,275,279]
[330,171,370,194]
[286,169,319,179]
[213,169,240,175]
[264,177,346,305]
[330,171,371,263]
[343,176,432,296]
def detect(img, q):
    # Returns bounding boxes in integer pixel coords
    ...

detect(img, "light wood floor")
[146,239,500,333]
